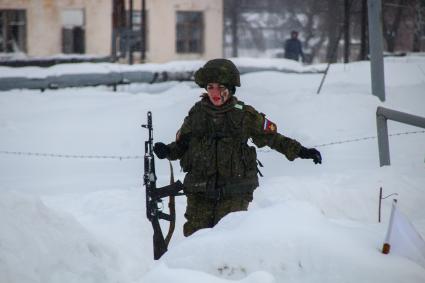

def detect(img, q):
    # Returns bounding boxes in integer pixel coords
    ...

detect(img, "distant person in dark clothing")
[284,30,304,62]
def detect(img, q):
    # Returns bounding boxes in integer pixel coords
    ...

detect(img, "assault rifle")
[142,111,184,260]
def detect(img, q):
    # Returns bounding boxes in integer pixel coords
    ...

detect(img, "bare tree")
[383,0,407,52]
[326,0,343,62]
[294,0,328,63]
[412,0,424,51]
[230,0,241,57]
[222,0,362,62]
[359,0,368,60]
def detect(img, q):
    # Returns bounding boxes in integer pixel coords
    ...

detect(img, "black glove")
[153,142,170,159]
[298,146,322,164]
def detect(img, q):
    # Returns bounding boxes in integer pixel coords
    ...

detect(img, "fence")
[376,106,425,166]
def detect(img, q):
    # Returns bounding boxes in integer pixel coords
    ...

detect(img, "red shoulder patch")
[263,118,277,133]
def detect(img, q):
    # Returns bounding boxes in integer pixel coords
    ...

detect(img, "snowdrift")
[0,192,121,283]
[148,202,425,283]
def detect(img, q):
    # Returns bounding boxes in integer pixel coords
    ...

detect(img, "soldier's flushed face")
[206,83,230,107]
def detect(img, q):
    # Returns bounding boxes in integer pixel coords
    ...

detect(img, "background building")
[0,0,223,63]
[0,0,111,57]
[117,0,223,63]
[1,0,423,65]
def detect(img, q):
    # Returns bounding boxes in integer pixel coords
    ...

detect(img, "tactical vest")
[181,99,259,199]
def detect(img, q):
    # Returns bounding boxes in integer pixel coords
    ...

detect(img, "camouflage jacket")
[167,96,301,199]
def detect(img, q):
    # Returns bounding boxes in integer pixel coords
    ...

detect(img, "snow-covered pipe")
[0,71,155,91]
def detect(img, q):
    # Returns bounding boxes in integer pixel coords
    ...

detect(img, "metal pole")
[378,106,425,128]
[344,0,351,63]
[129,0,134,65]
[367,0,386,102]
[111,28,117,61]
[376,106,425,166]
[231,0,239,57]
[111,0,116,61]
[317,28,344,94]
[378,187,382,222]
[376,109,390,166]
[141,0,146,62]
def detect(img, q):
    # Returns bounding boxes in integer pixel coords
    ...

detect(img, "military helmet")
[194,59,241,89]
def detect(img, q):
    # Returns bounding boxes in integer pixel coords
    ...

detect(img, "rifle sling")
[157,211,173,221]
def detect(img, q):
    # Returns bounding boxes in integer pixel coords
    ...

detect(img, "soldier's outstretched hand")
[298,146,322,164]
[153,142,170,159]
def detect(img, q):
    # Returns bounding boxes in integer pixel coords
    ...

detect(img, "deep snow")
[0,56,424,282]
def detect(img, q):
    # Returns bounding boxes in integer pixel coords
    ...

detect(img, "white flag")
[383,200,425,268]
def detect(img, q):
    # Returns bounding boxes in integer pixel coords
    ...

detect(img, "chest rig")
[181,99,259,199]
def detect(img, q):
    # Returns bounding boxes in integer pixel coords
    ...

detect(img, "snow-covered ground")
[0,56,424,283]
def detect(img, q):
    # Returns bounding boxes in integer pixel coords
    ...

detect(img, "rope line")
[0,130,424,159]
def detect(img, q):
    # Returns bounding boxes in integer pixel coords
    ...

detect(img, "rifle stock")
[152,215,168,260]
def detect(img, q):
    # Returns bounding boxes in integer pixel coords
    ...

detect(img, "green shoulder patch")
[234,103,243,110]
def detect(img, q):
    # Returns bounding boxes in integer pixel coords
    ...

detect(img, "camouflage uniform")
[166,95,302,236]
[154,58,320,237]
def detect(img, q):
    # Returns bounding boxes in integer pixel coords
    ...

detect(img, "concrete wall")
[0,0,112,57]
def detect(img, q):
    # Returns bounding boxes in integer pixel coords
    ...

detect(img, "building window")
[0,10,27,53]
[176,11,204,53]
[61,9,85,54]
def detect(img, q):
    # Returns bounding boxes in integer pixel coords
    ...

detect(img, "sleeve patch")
[263,118,277,133]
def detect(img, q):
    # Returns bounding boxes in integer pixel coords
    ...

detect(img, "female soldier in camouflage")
[153,59,321,237]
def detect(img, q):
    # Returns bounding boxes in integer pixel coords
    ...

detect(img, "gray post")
[367,0,385,102]
[376,109,390,166]
[141,0,146,62]
[111,28,117,61]
[129,0,134,65]
[344,0,351,63]
[231,0,239,57]
[376,106,425,166]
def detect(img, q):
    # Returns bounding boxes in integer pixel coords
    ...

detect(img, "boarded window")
[176,11,204,53]
[61,9,85,54]
[0,10,27,53]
